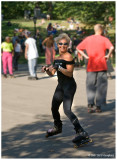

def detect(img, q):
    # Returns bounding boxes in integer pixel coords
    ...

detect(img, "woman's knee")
[64,107,71,117]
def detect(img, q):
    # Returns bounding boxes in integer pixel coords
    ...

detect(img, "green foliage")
[2,1,115,25]
[2,2,36,18]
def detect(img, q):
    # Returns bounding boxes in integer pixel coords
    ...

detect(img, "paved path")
[2,64,115,158]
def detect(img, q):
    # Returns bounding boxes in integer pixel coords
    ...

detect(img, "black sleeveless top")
[53,59,75,84]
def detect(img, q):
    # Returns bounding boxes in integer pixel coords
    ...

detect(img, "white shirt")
[15,43,21,52]
[25,37,39,60]
[69,24,74,30]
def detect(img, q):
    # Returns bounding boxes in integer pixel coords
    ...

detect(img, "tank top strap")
[65,59,75,65]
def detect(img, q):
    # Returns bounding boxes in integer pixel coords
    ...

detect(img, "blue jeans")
[28,58,38,77]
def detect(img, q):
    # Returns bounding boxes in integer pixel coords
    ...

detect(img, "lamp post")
[33,16,37,39]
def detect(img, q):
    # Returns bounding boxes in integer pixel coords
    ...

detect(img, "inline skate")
[72,129,92,148]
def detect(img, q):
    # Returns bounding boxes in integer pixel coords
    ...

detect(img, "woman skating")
[42,33,92,147]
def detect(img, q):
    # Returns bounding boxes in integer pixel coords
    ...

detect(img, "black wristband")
[44,67,46,71]
[53,64,59,71]
[42,66,48,71]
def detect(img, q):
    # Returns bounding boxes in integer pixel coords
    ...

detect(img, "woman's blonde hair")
[54,33,70,45]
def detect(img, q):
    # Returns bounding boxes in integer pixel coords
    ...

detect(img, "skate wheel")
[74,138,93,149]
[89,138,93,143]
[74,144,83,148]
[45,134,49,138]
[74,144,79,148]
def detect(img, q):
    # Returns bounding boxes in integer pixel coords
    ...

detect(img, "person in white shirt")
[69,23,74,30]
[25,32,39,80]
[13,39,22,71]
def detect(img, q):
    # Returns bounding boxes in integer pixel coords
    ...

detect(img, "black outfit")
[52,59,83,132]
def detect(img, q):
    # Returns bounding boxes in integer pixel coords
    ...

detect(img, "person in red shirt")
[76,24,114,113]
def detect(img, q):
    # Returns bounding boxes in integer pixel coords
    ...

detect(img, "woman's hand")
[41,66,46,72]
[48,65,54,72]
[41,66,49,72]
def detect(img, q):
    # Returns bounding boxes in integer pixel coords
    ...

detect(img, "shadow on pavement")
[73,99,115,158]
[2,115,75,158]
[2,99,115,158]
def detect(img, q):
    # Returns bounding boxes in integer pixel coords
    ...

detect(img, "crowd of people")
[1,21,87,79]
[1,21,114,81]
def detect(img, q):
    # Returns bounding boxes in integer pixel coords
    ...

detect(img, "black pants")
[51,79,82,130]
[13,52,20,70]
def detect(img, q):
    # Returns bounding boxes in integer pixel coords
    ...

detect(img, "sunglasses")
[58,43,68,46]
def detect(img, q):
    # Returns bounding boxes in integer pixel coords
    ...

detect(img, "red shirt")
[76,35,113,72]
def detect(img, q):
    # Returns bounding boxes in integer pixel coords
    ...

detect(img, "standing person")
[1,37,14,78]
[76,24,114,113]
[12,33,18,46]
[25,32,39,80]
[67,34,72,54]
[13,39,22,71]
[72,36,82,67]
[20,35,25,54]
[41,33,92,147]
[103,28,114,79]
[42,34,55,66]
[47,14,50,20]
[106,53,114,79]
[47,23,53,35]
[38,35,43,53]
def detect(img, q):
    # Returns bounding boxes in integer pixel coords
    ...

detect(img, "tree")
[2,1,115,25]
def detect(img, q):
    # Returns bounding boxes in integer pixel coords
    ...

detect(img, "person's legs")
[45,47,51,65]
[28,59,37,77]
[31,58,37,77]
[62,80,90,144]
[13,53,16,69]
[7,53,13,75]
[15,53,20,70]
[28,59,33,76]
[95,71,108,112]
[46,84,63,137]
[2,52,8,75]
[52,47,56,62]
[86,72,97,112]
[51,84,63,127]
[63,80,83,132]
[50,48,53,64]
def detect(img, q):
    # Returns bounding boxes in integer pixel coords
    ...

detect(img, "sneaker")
[88,104,95,113]
[28,76,39,80]
[9,74,15,78]
[108,76,112,80]
[3,74,7,78]
[35,77,39,80]
[95,106,102,113]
